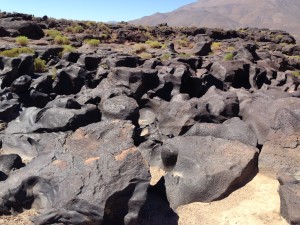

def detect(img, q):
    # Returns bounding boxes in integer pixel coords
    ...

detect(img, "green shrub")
[54,35,70,45]
[291,71,300,77]
[146,40,161,48]
[86,21,97,27]
[45,29,62,39]
[16,36,29,46]
[226,46,235,52]
[73,25,84,33]
[100,33,108,40]
[65,26,74,33]
[139,52,152,59]
[34,58,47,72]
[133,44,147,54]
[51,67,57,80]
[63,45,76,53]
[85,39,100,47]
[177,39,188,48]
[160,53,171,61]
[211,42,222,51]
[178,53,192,58]
[0,47,34,57]
[97,22,111,33]
[224,52,234,61]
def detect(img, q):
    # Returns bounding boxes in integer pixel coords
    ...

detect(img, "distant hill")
[131,0,300,40]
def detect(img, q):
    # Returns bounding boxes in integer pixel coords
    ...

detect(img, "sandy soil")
[0,210,37,225]
[0,172,287,225]
[177,173,288,225]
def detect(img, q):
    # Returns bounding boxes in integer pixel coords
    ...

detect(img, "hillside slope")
[131,0,300,40]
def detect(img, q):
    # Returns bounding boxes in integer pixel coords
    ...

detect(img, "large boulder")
[192,41,212,56]
[158,136,258,209]
[239,90,300,144]
[0,19,44,39]
[0,120,151,224]
[279,174,300,225]
[209,60,251,89]
[109,67,159,99]
[184,117,257,146]
[0,91,20,122]
[100,95,139,122]
[5,104,101,134]
[52,65,88,95]
[0,55,34,89]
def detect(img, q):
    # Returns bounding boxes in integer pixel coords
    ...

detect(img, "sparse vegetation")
[133,44,148,54]
[139,52,152,59]
[226,46,235,52]
[74,25,84,33]
[16,36,29,46]
[34,58,47,72]
[291,71,300,77]
[51,67,57,80]
[211,42,222,51]
[0,47,34,57]
[146,40,161,49]
[63,45,76,53]
[160,53,172,61]
[54,35,70,45]
[85,39,100,47]
[177,37,189,48]
[224,52,234,61]
[178,53,192,58]
[45,29,62,39]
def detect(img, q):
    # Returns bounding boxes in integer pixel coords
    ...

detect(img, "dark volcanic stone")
[0,120,150,224]
[192,41,212,56]
[159,136,258,209]
[0,20,44,39]
[5,104,101,134]
[279,183,300,225]
[52,65,87,95]
[184,117,257,146]
[100,95,139,121]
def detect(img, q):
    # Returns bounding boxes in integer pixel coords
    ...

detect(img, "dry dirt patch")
[177,173,288,225]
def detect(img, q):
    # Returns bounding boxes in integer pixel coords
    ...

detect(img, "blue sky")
[0,0,196,22]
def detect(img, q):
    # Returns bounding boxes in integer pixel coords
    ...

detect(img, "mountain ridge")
[131,0,300,40]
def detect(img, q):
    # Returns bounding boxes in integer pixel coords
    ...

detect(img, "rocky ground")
[0,12,299,225]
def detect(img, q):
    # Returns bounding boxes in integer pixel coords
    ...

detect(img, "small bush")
[63,45,76,53]
[177,39,188,48]
[54,35,70,45]
[65,26,74,33]
[73,25,84,33]
[45,29,62,39]
[211,42,222,51]
[160,53,171,61]
[178,53,192,58]
[100,33,108,40]
[86,21,97,27]
[133,44,147,54]
[224,52,234,61]
[97,22,111,33]
[139,52,152,59]
[291,71,300,77]
[85,39,100,47]
[146,40,161,49]
[226,46,235,52]
[16,36,29,46]
[0,47,34,57]
[51,67,57,80]
[34,58,47,72]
